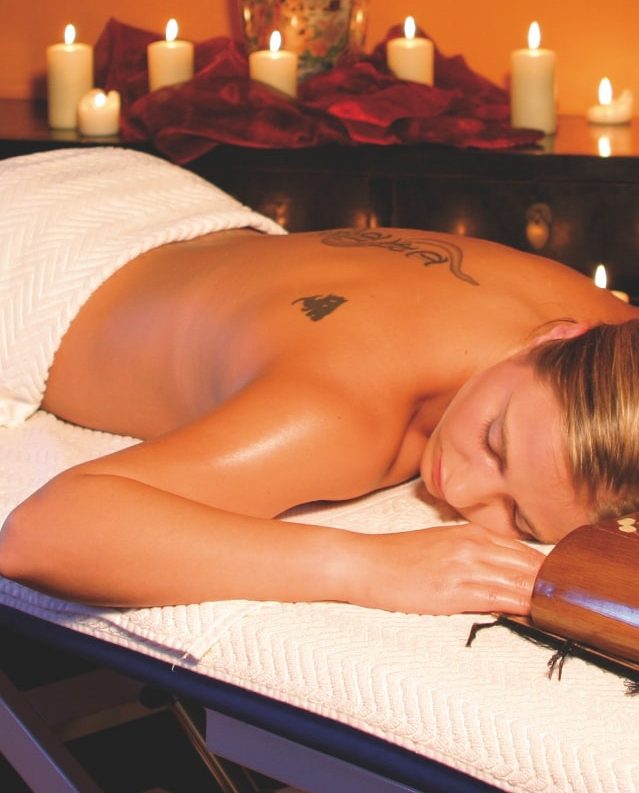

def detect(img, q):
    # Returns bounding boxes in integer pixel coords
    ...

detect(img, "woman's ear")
[529,320,591,347]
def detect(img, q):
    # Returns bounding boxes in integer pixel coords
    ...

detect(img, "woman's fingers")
[355,522,547,616]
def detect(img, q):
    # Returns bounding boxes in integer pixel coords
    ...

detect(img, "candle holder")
[238,0,368,80]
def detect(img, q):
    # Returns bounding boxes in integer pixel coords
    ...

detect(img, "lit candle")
[587,78,634,125]
[46,24,93,129]
[147,19,194,92]
[510,21,556,134]
[77,89,121,136]
[594,263,630,302]
[386,16,434,85]
[248,31,298,98]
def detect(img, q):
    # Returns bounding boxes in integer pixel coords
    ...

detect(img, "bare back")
[42,227,636,512]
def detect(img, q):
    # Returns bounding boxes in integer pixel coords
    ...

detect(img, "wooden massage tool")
[468,513,639,682]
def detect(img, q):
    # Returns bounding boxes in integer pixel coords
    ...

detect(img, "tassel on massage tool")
[467,513,639,689]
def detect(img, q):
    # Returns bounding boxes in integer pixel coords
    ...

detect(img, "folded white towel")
[0,147,285,427]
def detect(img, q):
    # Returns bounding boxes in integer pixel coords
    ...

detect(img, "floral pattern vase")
[239,0,369,79]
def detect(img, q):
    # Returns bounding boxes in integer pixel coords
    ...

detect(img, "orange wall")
[3,0,637,115]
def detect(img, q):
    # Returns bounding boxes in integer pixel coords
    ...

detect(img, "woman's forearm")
[0,471,543,614]
[0,470,359,607]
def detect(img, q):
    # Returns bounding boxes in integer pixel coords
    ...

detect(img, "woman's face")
[421,358,591,544]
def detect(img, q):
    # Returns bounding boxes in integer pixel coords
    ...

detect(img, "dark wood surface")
[2,98,638,299]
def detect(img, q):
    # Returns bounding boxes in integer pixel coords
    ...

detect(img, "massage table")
[2,412,639,792]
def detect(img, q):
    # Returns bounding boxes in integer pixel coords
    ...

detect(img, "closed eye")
[513,506,540,542]
[510,503,532,540]
[480,418,504,472]
[480,402,541,541]
[481,418,531,538]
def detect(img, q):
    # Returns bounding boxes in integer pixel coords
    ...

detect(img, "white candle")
[386,16,434,85]
[249,31,298,98]
[46,24,93,129]
[77,89,121,136]
[510,21,556,134]
[594,263,630,302]
[147,19,194,92]
[587,78,634,125]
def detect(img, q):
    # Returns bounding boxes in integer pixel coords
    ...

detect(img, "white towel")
[0,147,285,427]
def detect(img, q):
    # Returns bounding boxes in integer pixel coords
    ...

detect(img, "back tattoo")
[291,294,347,321]
[320,229,479,287]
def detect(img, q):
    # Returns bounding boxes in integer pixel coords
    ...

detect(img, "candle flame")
[269,30,282,53]
[594,264,608,289]
[404,16,416,40]
[93,91,107,109]
[528,21,541,50]
[165,18,179,42]
[64,24,76,45]
[598,77,613,106]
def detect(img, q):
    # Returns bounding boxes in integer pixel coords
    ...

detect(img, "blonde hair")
[525,320,639,520]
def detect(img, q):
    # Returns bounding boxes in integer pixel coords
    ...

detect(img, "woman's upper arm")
[72,374,392,517]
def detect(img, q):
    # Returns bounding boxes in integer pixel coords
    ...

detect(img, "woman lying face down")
[1,266,637,616]
[1,149,638,615]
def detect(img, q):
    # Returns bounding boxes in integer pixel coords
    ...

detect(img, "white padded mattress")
[1,411,638,792]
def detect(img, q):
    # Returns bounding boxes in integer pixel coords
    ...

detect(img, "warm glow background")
[2,0,637,115]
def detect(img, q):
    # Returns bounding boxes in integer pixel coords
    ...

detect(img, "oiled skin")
[0,228,634,612]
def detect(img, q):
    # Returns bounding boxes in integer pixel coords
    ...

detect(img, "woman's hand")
[346,523,545,616]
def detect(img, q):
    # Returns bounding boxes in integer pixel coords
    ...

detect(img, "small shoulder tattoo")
[292,294,348,322]
[320,229,479,286]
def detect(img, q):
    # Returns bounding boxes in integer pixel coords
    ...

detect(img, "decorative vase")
[239,0,369,80]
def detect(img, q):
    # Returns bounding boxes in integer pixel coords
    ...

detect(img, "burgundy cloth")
[95,18,542,164]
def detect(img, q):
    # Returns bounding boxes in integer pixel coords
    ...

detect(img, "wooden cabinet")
[2,99,638,299]
[392,173,639,282]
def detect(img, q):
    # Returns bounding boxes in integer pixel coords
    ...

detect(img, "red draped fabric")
[94,18,542,164]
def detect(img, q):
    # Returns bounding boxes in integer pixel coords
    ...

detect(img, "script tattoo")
[320,229,479,286]
[292,294,348,321]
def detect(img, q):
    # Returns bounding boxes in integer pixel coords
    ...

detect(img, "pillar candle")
[77,89,121,136]
[249,31,298,98]
[386,16,434,85]
[147,19,194,92]
[46,24,93,129]
[510,21,556,135]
